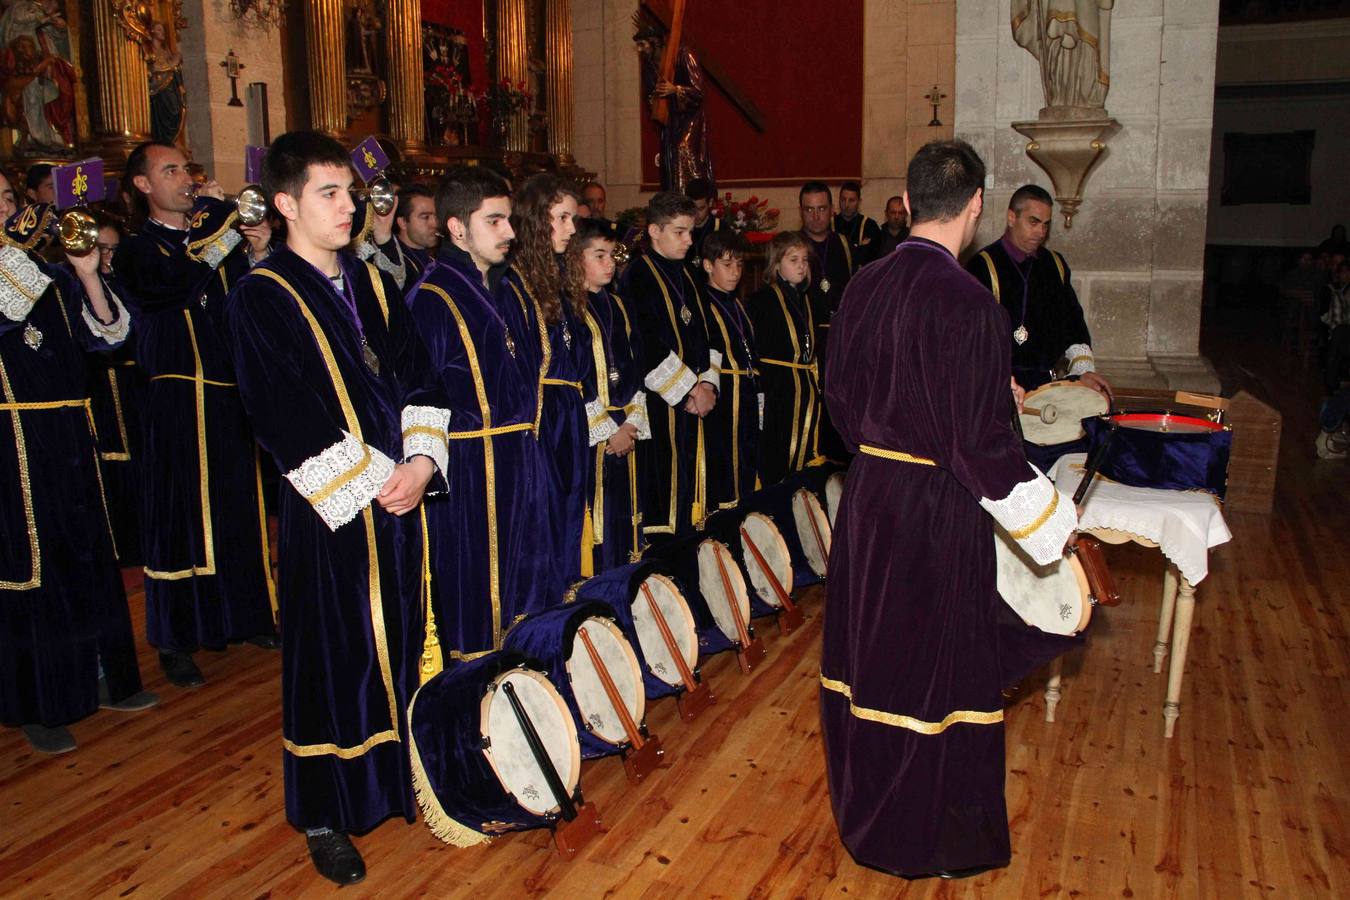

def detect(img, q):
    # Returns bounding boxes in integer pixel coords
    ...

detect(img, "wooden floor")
[3,306,1348,898]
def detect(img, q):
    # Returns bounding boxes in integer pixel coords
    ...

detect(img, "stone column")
[304,0,347,137]
[496,0,530,152]
[385,0,426,155]
[92,0,152,157]
[545,0,574,163]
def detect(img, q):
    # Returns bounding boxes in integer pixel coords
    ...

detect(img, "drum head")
[480,668,581,816]
[825,472,845,528]
[632,573,699,687]
[740,512,793,609]
[792,488,832,578]
[993,526,1091,635]
[1020,381,1109,446]
[1112,412,1224,434]
[696,539,751,641]
[565,617,645,746]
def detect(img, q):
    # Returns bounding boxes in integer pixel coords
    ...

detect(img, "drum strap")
[978,251,999,303]
[858,444,936,467]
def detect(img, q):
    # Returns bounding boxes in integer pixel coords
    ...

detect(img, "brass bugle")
[353,175,396,217]
[57,206,99,254]
[612,240,632,266]
[191,182,269,227]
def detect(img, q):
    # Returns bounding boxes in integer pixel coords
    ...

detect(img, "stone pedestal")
[1011,113,1118,229]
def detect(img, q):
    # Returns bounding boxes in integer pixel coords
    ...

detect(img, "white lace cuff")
[81,290,131,346]
[402,405,450,475]
[625,391,652,440]
[284,431,396,532]
[196,228,242,269]
[371,243,408,289]
[645,350,697,407]
[1065,342,1095,376]
[587,397,619,446]
[700,348,723,390]
[0,245,51,322]
[979,464,1078,566]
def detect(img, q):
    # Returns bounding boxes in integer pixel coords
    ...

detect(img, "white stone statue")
[1012,0,1113,113]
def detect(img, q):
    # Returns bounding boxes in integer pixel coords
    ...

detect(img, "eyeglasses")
[96,243,118,253]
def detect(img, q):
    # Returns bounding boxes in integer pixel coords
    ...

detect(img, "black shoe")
[306,830,366,886]
[245,632,281,650]
[21,723,77,754]
[159,651,205,688]
[937,864,999,880]
[98,678,161,712]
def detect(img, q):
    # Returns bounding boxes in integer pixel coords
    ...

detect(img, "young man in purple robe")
[224,131,450,886]
[822,140,1080,879]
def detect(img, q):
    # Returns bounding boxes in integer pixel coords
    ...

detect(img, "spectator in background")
[1318,224,1350,258]
[1321,261,1350,394]
[871,195,910,259]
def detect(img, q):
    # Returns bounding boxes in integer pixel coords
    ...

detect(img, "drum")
[645,532,741,657]
[408,652,582,846]
[1083,412,1232,499]
[504,603,647,760]
[994,524,1092,635]
[1019,380,1109,446]
[792,487,832,578]
[695,538,757,644]
[825,472,845,528]
[703,477,820,591]
[574,563,700,701]
[739,511,795,612]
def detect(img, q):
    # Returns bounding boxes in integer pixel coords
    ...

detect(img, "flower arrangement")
[427,65,481,144]
[480,79,534,122]
[711,192,780,234]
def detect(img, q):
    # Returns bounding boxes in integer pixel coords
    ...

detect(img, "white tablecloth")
[1050,453,1232,585]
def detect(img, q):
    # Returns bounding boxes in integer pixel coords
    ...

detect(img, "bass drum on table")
[409,652,582,846]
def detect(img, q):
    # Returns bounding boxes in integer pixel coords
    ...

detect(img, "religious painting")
[1221,130,1314,206]
[344,0,386,124]
[0,0,79,156]
[147,0,187,146]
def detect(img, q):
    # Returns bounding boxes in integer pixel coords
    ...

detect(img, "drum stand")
[639,582,716,722]
[712,543,767,674]
[501,680,603,859]
[740,529,806,635]
[577,627,665,784]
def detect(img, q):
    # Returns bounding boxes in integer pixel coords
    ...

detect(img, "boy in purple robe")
[822,140,1079,879]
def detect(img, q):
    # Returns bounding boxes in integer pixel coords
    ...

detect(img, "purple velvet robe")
[0,254,143,728]
[821,237,1077,876]
[224,248,450,833]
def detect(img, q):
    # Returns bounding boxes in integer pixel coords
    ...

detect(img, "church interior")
[2,0,1349,896]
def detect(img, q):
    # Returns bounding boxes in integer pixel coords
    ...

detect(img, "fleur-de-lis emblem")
[17,205,38,233]
[190,210,208,229]
[72,166,88,199]
[363,148,377,169]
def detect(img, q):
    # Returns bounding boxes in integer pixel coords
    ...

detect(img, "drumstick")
[501,679,578,821]
[712,543,754,650]
[1073,421,1118,507]
[801,495,830,573]
[577,625,645,751]
[741,527,798,614]
[1022,404,1059,424]
[639,581,699,693]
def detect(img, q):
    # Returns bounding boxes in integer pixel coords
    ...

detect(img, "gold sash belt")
[150,373,238,388]
[0,397,89,412]
[448,421,534,440]
[541,377,583,392]
[721,367,754,376]
[858,444,936,467]
[758,357,817,372]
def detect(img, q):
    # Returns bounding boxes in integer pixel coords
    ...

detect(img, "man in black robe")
[620,191,719,542]
[872,195,910,259]
[800,181,851,461]
[361,183,438,288]
[966,184,1112,398]
[823,140,1078,879]
[686,177,721,271]
[833,180,881,267]
[225,131,450,886]
[0,191,158,755]
[114,141,279,689]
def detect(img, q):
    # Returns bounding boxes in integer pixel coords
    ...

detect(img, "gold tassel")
[692,418,707,527]
[418,506,443,684]
[580,503,595,578]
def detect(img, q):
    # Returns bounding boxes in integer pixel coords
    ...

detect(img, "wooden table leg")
[1044,656,1064,724]
[1163,575,1196,738]
[1154,563,1179,674]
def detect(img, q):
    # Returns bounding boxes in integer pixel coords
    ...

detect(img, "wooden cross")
[926,84,947,127]
[641,0,766,133]
[220,50,245,108]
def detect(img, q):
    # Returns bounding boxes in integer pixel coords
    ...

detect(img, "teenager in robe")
[966,184,1111,399]
[0,180,158,756]
[619,191,720,544]
[833,180,881,267]
[822,140,1079,879]
[407,166,555,657]
[86,214,147,563]
[362,183,439,289]
[497,174,594,593]
[114,141,279,689]
[699,228,760,509]
[224,131,450,886]
[686,176,720,271]
[748,231,824,486]
[565,217,652,571]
